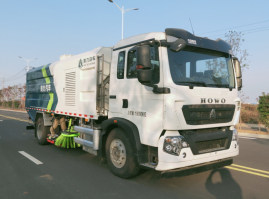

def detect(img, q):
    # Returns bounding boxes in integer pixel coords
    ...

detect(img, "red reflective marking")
[90,115,93,118]
[79,114,82,116]
[136,65,144,69]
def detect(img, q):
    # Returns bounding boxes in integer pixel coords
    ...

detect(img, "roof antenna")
[189,17,195,35]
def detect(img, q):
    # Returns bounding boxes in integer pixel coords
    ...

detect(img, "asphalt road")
[0,109,268,199]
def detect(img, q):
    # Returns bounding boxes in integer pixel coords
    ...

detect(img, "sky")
[0,0,268,103]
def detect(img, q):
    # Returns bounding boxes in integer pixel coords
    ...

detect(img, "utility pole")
[18,56,38,72]
[108,0,139,40]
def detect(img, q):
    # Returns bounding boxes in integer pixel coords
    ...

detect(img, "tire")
[105,128,140,178]
[35,115,50,145]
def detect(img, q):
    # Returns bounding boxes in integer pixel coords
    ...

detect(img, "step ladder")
[96,55,110,116]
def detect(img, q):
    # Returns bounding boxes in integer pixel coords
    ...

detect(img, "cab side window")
[127,46,160,84]
[127,49,137,79]
[117,51,125,79]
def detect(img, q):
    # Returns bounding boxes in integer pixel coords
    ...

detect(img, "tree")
[225,31,249,71]
[257,92,269,128]
[0,84,26,108]
[0,89,3,105]
[225,31,249,102]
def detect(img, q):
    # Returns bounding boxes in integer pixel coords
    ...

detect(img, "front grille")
[196,138,228,154]
[180,127,232,155]
[182,104,235,125]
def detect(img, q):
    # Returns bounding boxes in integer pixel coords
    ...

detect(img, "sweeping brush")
[55,118,80,148]
[55,132,80,148]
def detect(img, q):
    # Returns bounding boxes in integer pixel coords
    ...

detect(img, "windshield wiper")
[206,84,234,91]
[206,84,229,88]
[175,81,207,89]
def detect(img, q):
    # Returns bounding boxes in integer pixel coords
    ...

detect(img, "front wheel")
[105,128,140,178]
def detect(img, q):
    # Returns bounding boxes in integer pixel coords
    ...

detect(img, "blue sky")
[0,0,268,103]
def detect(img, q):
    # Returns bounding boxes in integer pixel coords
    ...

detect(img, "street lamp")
[108,0,139,40]
[18,56,38,72]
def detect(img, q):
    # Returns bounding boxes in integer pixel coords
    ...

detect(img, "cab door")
[109,45,164,146]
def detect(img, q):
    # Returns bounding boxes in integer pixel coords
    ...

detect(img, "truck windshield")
[168,47,235,88]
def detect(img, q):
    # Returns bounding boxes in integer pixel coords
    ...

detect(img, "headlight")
[163,136,189,156]
[232,129,239,142]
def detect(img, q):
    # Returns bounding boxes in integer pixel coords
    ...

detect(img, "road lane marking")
[239,136,257,140]
[0,108,26,113]
[231,164,269,175]
[226,166,269,178]
[0,120,3,122]
[18,151,43,165]
[225,164,269,178]
[0,114,29,123]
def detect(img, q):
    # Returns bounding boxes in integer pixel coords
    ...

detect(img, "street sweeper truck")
[25,28,242,178]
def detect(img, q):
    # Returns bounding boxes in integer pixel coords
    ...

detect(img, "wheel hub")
[110,139,126,168]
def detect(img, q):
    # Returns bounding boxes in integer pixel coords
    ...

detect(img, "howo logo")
[201,98,226,104]
[210,109,216,119]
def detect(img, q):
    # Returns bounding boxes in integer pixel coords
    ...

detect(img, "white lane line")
[0,120,3,122]
[18,151,43,165]
[239,136,257,140]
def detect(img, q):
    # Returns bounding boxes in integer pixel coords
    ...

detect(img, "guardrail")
[237,123,268,133]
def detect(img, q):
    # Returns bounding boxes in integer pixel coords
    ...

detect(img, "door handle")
[122,99,128,108]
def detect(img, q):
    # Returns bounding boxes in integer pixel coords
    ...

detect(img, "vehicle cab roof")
[113,32,166,50]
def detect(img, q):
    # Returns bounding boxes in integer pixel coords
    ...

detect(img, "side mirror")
[233,58,242,90]
[137,45,152,69]
[137,69,153,84]
[136,45,153,84]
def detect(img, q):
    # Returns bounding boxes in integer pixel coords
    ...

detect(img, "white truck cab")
[108,28,241,172]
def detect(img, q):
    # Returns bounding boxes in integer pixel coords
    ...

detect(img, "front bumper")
[155,134,239,171]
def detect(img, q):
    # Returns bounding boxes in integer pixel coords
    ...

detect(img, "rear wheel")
[105,128,140,178]
[35,115,50,145]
